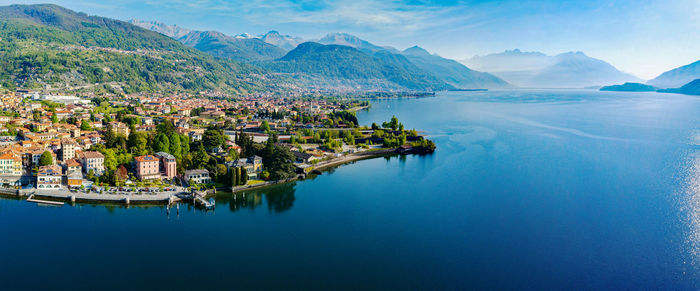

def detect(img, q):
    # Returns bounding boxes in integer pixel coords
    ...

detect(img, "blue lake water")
[1,90,700,289]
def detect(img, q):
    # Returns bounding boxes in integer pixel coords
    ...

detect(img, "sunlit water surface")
[1,90,699,290]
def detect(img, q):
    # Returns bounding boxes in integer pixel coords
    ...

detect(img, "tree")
[156,119,175,136]
[260,120,270,132]
[192,148,210,169]
[371,122,379,130]
[237,131,254,158]
[170,134,182,159]
[266,145,296,180]
[382,116,399,130]
[203,128,225,151]
[232,167,239,186]
[102,149,117,171]
[51,112,58,124]
[80,120,92,131]
[103,125,116,148]
[216,164,228,183]
[240,167,248,185]
[39,151,53,166]
[128,131,148,155]
[153,133,170,153]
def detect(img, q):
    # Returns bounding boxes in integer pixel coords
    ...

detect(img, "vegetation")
[0,4,278,94]
[259,42,449,91]
[39,151,53,166]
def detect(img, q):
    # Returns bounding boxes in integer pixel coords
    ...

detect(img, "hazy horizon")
[1,0,698,80]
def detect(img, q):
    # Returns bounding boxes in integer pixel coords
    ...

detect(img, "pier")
[26,194,65,206]
[192,191,215,210]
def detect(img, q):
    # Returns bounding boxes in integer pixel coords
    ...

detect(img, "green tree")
[170,134,182,159]
[80,120,92,131]
[203,128,225,151]
[128,131,149,155]
[156,119,175,136]
[39,151,53,166]
[102,149,117,171]
[153,133,170,153]
[232,166,239,186]
[240,167,248,185]
[260,120,270,132]
[192,148,210,169]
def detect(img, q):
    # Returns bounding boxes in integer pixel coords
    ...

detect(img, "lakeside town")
[0,89,435,205]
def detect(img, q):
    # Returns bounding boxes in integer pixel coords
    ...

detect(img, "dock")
[192,191,215,210]
[26,194,65,206]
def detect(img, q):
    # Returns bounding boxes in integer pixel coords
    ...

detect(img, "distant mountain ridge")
[401,46,511,89]
[318,34,510,89]
[464,49,641,88]
[647,60,700,88]
[259,42,450,91]
[129,19,286,62]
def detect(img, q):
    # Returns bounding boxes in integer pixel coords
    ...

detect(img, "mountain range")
[647,60,700,88]
[1,4,684,95]
[130,21,511,90]
[463,49,642,88]
[0,4,273,94]
[129,20,286,62]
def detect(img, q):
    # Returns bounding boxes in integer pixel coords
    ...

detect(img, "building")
[0,152,22,176]
[60,139,77,161]
[64,158,82,174]
[135,155,160,180]
[37,165,62,190]
[184,169,211,185]
[81,151,105,176]
[230,155,263,180]
[108,121,130,137]
[66,171,83,189]
[200,110,225,119]
[154,152,177,179]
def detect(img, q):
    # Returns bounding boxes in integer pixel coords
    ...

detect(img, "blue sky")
[2,0,699,79]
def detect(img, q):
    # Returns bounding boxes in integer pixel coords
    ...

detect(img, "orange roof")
[134,155,158,163]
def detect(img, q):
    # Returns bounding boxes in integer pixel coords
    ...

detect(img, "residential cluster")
[0,89,431,192]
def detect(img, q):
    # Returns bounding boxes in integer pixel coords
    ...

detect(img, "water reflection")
[217,182,297,213]
[684,152,700,264]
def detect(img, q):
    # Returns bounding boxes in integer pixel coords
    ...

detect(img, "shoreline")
[226,148,399,194]
[0,148,401,206]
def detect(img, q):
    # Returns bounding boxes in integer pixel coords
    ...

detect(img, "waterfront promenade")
[1,186,186,204]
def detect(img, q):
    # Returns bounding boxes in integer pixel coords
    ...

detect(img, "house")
[200,110,225,119]
[154,152,177,179]
[108,121,130,136]
[66,170,83,189]
[64,159,82,174]
[0,152,22,176]
[135,155,160,180]
[292,151,318,164]
[81,151,105,176]
[185,169,211,185]
[230,156,263,180]
[37,165,62,190]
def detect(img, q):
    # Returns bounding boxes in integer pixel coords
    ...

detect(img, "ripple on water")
[683,133,700,267]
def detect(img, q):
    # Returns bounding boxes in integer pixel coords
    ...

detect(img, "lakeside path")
[0,187,185,204]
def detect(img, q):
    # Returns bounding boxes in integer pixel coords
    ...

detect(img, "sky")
[2,0,699,79]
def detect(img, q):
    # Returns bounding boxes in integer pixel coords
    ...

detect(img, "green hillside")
[260,42,449,91]
[0,4,273,94]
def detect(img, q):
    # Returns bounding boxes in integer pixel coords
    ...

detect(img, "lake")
[1,90,699,290]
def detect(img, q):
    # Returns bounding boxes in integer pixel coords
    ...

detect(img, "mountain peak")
[403,46,431,57]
